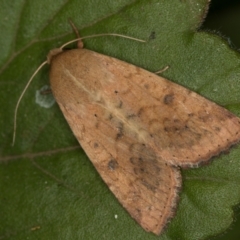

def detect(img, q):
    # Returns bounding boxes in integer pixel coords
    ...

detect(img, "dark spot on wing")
[163,94,174,104]
[126,114,137,119]
[129,143,161,192]
[108,114,113,120]
[116,122,124,140]
[108,159,118,170]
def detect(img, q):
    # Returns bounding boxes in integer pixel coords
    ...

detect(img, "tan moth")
[13,28,240,235]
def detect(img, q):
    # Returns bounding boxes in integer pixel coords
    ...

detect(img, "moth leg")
[155,66,169,74]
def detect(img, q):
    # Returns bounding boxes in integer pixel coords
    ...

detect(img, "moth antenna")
[12,60,48,146]
[66,20,145,50]
[60,34,146,50]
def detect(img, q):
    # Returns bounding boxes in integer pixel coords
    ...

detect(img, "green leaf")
[0,0,240,239]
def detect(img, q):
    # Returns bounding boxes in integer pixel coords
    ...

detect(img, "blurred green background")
[203,0,240,239]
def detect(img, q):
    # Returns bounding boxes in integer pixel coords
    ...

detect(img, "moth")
[13,31,240,235]
[47,40,240,235]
